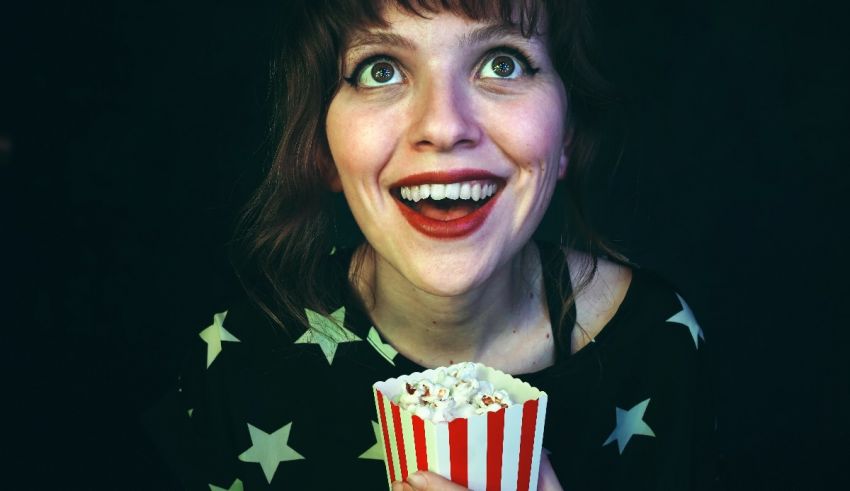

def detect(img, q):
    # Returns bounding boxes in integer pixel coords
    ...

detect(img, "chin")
[402,256,496,298]
[414,277,483,298]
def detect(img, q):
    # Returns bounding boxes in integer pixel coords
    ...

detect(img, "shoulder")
[565,250,632,314]
[562,249,706,354]
[563,249,632,352]
[214,297,300,346]
[605,264,708,365]
[179,296,309,389]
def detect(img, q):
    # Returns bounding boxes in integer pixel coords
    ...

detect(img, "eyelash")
[480,46,540,78]
[342,45,540,88]
[342,54,399,87]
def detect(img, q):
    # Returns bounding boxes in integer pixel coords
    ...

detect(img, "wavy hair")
[233,0,626,350]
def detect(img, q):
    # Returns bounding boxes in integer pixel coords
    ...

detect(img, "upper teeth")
[399,182,498,202]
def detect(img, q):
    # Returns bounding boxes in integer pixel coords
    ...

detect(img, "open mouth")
[391,180,500,221]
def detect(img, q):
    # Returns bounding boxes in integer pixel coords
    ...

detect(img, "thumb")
[394,471,469,491]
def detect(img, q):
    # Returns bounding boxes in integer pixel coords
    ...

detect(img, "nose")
[407,77,481,152]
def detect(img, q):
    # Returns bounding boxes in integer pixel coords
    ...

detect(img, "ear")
[327,172,343,192]
[557,148,568,180]
[325,161,343,192]
[557,126,574,180]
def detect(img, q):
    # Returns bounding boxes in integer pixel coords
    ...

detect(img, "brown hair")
[233,0,626,348]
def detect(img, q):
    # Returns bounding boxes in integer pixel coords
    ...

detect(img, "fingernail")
[391,481,404,491]
[406,472,427,489]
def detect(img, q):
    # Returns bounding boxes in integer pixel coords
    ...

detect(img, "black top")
[144,243,721,490]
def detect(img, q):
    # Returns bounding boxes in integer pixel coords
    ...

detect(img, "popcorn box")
[372,363,548,491]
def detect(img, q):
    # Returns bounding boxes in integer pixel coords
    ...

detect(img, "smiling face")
[325,6,569,297]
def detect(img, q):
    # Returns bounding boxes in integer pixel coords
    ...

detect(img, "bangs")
[277,0,558,112]
[326,0,546,42]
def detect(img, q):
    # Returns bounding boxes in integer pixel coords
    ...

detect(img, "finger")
[404,471,469,490]
[391,482,414,491]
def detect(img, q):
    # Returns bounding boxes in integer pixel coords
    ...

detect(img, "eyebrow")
[457,23,532,49]
[345,22,533,54]
[347,31,417,52]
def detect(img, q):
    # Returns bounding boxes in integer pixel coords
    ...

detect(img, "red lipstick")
[391,169,501,187]
[391,169,503,239]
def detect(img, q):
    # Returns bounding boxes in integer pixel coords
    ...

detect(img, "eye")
[347,57,404,88]
[482,55,519,78]
[478,49,538,80]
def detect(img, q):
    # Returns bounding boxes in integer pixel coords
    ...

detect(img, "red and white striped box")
[372,363,548,491]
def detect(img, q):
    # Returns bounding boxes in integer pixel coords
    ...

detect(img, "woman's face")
[326,6,569,296]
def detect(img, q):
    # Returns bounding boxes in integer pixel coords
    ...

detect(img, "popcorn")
[394,362,514,422]
[372,362,549,491]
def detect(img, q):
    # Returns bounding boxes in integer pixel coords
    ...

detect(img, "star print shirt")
[143,243,722,490]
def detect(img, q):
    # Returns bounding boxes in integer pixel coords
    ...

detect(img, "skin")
[325,5,632,490]
[391,451,563,491]
[326,7,568,373]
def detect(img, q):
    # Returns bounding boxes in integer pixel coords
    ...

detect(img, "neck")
[350,242,553,371]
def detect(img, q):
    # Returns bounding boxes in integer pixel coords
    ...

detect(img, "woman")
[145,0,720,489]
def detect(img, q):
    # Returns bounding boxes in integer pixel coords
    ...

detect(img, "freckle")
[431,320,436,325]
[546,333,550,338]
[449,359,454,364]
[513,329,517,334]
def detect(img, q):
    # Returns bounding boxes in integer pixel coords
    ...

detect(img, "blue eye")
[350,57,404,88]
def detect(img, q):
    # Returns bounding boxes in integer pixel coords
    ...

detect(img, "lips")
[390,169,504,239]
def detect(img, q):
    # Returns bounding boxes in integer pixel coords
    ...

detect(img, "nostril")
[409,97,480,151]
[414,136,478,152]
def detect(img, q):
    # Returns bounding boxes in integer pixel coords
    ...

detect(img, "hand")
[391,450,563,491]
[391,472,466,491]
[537,450,564,491]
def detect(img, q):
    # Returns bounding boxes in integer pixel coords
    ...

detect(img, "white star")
[603,398,656,454]
[238,422,305,484]
[199,311,240,368]
[295,307,362,364]
[358,420,385,461]
[209,478,243,491]
[367,327,397,365]
[666,293,705,349]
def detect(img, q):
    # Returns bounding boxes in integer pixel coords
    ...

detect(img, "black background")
[4,0,849,489]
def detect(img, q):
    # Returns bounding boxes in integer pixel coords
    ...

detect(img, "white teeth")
[398,181,499,202]
[430,183,445,200]
[445,183,460,199]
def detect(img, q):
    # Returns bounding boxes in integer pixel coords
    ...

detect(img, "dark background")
[4,0,848,489]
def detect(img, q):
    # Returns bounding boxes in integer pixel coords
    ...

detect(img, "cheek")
[493,100,566,175]
[326,99,398,186]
